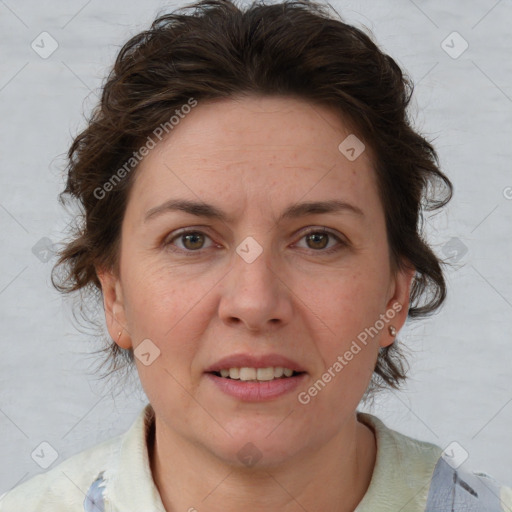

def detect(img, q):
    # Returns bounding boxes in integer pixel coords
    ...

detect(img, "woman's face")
[99,95,413,467]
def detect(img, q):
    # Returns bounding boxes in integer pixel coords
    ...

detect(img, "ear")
[380,262,416,348]
[96,267,132,350]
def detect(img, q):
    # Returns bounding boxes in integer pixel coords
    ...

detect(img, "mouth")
[205,367,308,401]
[204,353,308,401]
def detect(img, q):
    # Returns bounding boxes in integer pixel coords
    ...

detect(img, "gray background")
[1,0,511,496]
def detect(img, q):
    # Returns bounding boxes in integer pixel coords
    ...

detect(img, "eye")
[294,227,347,254]
[164,230,214,254]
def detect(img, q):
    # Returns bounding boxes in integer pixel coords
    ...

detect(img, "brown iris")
[305,232,329,250]
[181,232,205,250]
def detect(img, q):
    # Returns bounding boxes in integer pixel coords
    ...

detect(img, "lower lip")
[205,372,307,401]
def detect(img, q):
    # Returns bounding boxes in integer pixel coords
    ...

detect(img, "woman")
[1,0,510,510]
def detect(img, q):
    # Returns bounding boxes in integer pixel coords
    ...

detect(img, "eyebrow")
[144,199,364,224]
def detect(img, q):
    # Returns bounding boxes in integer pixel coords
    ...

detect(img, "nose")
[217,243,293,333]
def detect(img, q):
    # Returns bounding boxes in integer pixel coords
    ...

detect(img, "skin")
[98,95,415,512]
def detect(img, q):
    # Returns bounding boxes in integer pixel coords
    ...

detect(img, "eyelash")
[163,227,347,256]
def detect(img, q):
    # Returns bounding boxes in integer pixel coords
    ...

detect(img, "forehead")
[130,95,379,218]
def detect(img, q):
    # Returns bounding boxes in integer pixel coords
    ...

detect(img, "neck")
[149,414,376,512]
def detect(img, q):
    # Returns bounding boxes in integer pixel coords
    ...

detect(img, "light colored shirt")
[1,403,510,511]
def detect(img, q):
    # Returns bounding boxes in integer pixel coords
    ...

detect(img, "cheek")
[310,281,382,402]
[120,257,218,361]
[122,249,197,318]
[301,264,390,383]
[307,267,389,333]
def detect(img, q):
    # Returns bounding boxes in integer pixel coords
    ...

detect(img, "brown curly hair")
[52,0,453,396]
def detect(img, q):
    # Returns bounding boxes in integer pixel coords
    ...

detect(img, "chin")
[199,419,308,468]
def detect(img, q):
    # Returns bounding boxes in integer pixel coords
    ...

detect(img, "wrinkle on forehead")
[128,95,379,230]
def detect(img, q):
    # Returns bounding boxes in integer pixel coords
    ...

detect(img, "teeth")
[216,367,299,381]
[256,367,274,381]
[239,367,256,381]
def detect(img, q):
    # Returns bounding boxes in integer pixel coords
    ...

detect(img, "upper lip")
[205,354,307,373]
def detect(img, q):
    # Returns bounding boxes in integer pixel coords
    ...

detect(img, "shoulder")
[356,413,512,512]
[358,412,443,483]
[356,412,443,510]
[0,433,123,512]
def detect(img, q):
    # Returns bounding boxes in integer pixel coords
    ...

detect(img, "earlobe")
[381,265,416,348]
[96,267,132,350]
